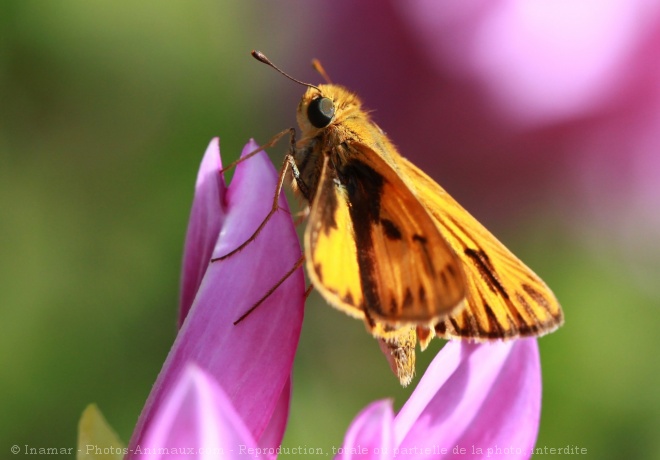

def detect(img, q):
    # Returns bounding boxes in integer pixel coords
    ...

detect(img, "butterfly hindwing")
[396,157,564,340]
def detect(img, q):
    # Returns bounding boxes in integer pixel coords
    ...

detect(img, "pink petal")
[338,400,394,460]
[139,364,258,460]
[129,140,305,452]
[257,377,292,452]
[179,138,227,325]
[395,339,541,460]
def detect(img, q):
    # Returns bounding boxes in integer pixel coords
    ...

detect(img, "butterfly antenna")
[252,50,322,92]
[311,59,332,84]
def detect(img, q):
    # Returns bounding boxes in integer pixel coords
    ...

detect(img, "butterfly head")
[297,84,363,136]
[251,51,364,137]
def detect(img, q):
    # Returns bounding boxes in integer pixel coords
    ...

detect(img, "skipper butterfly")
[224,51,564,386]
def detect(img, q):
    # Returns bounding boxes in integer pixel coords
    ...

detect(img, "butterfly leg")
[218,128,294,175]
[213,130,299,262]
[292,206,310,226]
[233,255,305,325]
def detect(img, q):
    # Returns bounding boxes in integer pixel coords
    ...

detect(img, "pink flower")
[126,138,306,456]
[113,137,542,459]
[337,339,541,460]
[136,364,262,459]
[134,340,541,460]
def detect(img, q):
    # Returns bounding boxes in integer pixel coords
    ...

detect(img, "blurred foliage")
[1,2,658,459]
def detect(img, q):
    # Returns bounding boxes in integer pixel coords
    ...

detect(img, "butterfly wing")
[304,155,365,321]
[396,156,564,340]
[305,148,466,330]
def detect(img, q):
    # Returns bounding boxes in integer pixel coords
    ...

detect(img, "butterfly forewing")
[397,157,564,340]
[305,156,365,321]
[306,144,466,330]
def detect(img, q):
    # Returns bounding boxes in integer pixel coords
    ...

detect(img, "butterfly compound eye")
[307,97,335,128]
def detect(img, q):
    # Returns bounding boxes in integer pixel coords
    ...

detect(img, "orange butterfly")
[224,52,563,386]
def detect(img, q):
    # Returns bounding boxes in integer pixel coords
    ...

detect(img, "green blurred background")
[1,1,658,459]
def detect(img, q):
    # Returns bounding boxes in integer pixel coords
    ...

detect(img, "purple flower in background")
[303,0,660,258]
[126,138,306,456]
